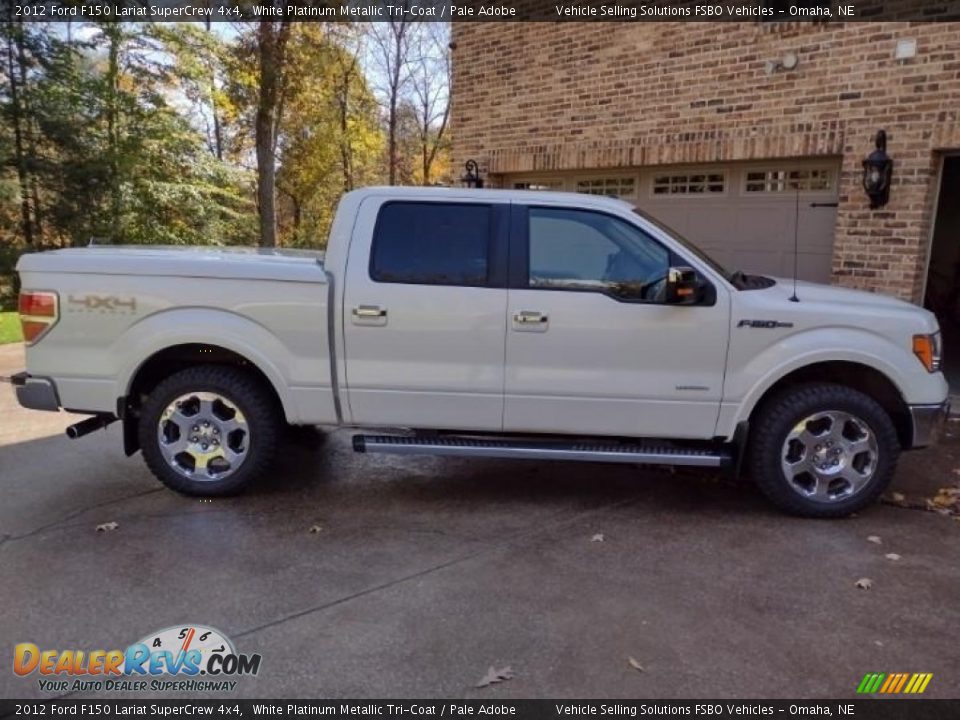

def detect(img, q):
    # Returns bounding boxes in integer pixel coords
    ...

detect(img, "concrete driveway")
[1,342,958,700]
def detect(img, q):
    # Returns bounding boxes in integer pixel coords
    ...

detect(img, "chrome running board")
[352,435,730,468]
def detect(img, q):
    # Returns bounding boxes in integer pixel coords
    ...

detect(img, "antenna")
[789,185,800,302]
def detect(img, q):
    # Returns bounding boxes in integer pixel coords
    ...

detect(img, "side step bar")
[353,435,731,468]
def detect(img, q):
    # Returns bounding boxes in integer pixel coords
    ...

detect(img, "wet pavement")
[1,343,958,700]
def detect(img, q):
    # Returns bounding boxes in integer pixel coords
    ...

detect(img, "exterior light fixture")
[764,51,799,75]
[461,159,484,189]
[862,130,893,209]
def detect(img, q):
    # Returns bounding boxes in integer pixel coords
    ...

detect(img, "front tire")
[139,365,280,496]
[748,383,899,517]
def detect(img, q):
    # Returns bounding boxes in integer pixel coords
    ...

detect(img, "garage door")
[508,159,840,282]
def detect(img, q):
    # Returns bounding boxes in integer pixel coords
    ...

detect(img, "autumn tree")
[275,24,383,247]
[152,21,231,160]
[408,23,450,185]
[367,10,415,186]
[254,18,292,247]
[0,19,450,297]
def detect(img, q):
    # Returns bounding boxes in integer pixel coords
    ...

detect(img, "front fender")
[717,327,944,438]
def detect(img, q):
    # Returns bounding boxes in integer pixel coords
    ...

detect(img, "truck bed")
[17,246,327,283]
[16,245,336,426]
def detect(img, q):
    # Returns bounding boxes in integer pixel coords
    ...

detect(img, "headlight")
[912,332,942,373]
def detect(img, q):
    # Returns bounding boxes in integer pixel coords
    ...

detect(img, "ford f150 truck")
[9,187,949,516]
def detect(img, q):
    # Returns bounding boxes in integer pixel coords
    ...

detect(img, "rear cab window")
[370,202,496,287]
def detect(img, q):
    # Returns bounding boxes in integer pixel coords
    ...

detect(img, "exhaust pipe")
[66,414,117,439]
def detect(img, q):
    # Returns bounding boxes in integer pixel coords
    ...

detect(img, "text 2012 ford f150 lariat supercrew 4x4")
[10,187,949,516]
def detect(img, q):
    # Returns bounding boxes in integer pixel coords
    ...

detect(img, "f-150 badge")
[737,319,794,329]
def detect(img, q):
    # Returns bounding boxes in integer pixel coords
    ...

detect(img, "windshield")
[631,206,731,280]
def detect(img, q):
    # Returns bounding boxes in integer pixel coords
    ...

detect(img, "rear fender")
[114,309,296,422]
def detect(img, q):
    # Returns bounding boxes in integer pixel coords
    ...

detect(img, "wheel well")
[750,361,912,448]
[120,344,283,455]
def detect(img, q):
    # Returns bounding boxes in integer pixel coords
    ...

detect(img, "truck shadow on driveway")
[264,428,769,517]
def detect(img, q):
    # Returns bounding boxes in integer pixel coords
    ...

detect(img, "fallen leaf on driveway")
[884,553,901,561]
[927,487,960,514]
[628,657,645,672]
[855,578,873,590]
[867,535,882,544]
[476,666,514,688]
[891,492,906,504]
[309,524,323,534]
[874,640,884,647]
[591,533,605,542]
[96,522,118,533]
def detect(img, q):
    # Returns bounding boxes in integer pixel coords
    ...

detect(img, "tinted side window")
[371,202,490,286]
[528,207,669,301]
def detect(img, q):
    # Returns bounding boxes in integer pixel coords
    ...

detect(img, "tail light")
[18,290,59,345]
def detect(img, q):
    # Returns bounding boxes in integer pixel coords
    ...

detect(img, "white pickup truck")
[10,187,949,516]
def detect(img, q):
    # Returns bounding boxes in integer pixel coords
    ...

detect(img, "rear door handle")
[512,310,548,332]
[352,305,387,326]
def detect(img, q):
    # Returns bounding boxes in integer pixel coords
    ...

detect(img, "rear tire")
[748,383,899,517]
[139,365,280,496]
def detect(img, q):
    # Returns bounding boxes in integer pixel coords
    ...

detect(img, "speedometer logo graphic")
[132,625,234,672]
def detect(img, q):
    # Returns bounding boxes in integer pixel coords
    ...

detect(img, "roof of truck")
[344,186,637,212]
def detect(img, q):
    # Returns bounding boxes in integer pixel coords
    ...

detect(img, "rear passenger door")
[342,198,509,431]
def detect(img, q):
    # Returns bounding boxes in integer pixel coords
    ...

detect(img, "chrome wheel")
[781,411,879,502]
[156,392,250,481]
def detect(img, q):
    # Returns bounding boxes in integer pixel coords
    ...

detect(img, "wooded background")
[0,17,452,305]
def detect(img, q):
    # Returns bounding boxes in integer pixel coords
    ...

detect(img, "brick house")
[450,21,960,306]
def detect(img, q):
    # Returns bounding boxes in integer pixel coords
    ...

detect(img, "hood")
[764,277,920,312]
[734,276,940,336]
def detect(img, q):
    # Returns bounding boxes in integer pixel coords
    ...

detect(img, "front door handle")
[352,305,388,326]
[512,310,548,332]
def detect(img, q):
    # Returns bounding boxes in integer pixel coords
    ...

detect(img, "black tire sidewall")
[749,383,900,517]
[138,366,278,496]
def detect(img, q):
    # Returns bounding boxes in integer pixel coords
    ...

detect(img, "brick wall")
[450,21,960,300]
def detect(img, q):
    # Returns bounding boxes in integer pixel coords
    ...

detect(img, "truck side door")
[503,204,730,439]
[342,198,509,430]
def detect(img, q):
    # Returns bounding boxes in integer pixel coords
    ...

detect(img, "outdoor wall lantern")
[862,130,893,209]
[461,159,484,189]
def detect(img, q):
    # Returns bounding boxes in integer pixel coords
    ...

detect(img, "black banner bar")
[3,700,960,720]
[10,0,960,22]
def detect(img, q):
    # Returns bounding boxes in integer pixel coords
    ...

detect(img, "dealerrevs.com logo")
[13,624,261,693]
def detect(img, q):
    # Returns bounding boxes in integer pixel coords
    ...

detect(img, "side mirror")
[665,266,699,304]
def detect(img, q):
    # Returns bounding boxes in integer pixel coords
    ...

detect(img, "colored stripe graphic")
[858,673,882,694]
[857,672,932,694]
[882,673,902,693]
